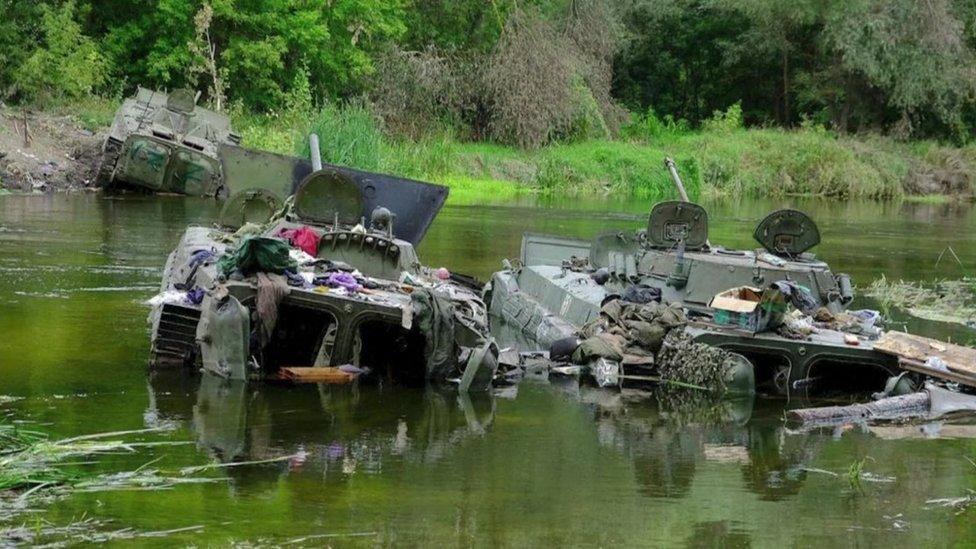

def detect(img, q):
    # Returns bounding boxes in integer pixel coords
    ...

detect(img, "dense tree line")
[2,0,976,144]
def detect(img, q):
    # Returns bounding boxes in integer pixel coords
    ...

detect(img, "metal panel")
[520,233,591,266]
[218,145,449,245]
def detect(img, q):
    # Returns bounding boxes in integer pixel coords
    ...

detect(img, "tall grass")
[228,101,976,200]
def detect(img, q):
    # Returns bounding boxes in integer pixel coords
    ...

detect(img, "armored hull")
[149,167,497,390]
[98,87,240,196]
[486,202,900,396]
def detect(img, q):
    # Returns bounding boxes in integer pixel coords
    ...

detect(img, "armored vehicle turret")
[96,87,241,196]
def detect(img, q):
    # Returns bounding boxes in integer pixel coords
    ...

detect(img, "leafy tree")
[0,1,51,98]
[821,0,976,138]
[13,0,109,103]
[98,0,406,110]
[613,0,767,126]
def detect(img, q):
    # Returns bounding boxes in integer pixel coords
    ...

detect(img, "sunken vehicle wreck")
[487,159,968,397]
[148,164,498,390]
[96,87,241,195]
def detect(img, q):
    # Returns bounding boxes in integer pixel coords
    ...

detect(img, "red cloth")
[278,226,321,256]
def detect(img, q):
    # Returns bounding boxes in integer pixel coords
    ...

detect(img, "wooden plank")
[277,367,355,384]
[874,331,976,376]
[897,357,976,388]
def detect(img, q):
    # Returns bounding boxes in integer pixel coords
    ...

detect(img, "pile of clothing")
[777,306,882,340]
[568,298,736,392]
[574,300,688,366]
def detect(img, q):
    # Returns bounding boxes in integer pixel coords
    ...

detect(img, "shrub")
[13,1,108,104]
[701,102,744,133]
[371,47,463,138]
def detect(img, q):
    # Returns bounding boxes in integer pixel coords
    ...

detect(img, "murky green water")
[3,193,976,545]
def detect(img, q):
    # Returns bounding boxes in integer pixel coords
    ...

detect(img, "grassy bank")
[51,97,976,201]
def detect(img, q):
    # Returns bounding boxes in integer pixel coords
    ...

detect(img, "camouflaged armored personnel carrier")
[148,162,498,391]
[96,87,241,195]
[487,160,909,397]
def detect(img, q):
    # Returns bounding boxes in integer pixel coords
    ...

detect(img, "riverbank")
[0,103,105,192]
[4,97,976,202]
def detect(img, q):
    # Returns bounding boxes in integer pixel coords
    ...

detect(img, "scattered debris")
[277,367,357,384]
[874,331,976,387]
[0,108,102,191]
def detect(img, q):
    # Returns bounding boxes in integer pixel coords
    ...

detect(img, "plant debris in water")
[866,275,976,328]
[0,422,224,546]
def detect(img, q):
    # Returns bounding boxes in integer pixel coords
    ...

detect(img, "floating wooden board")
[874,331,976,378]
[277,367,355,384]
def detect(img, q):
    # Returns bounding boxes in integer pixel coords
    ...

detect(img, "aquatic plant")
[0,422,224,544]
[848,458,866,494]
[866,276,976,328]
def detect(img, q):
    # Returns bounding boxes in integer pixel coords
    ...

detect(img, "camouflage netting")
[656,331,735,393]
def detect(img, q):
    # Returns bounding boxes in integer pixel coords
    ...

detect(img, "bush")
[620,108,690,142]
[701,103,744,133]
[371,47,465,138]
[13,1,108,104]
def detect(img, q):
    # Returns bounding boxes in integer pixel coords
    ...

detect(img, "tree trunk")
[782,49,790,127]
[786,392,929,428]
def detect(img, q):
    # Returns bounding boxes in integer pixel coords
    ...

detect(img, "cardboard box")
[709,286,776,333]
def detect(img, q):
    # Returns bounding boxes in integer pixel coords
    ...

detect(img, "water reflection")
[148,372,495,471]
[564,385,837,502]
[5,193,976,545]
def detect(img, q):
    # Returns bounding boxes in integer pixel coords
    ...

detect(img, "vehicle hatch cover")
[293,169,365,226]
[754,209,820,256]
[166,89,196,113]
[647,201,708,249]
[219,189,283,229]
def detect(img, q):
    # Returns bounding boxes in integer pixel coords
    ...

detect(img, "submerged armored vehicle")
[487,159,906,396]
[148,159,498,391]
[96,87,241,195]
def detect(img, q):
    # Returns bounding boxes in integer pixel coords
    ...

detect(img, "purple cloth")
[188,248,216,268]
[325,272,361,292]
[186,287,206,305]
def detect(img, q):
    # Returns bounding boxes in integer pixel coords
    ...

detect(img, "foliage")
[7,0,976,146]
[300,101,385,171]
[485,4,621,148]
[12,1,108,104]
[701,103,744,133]
[229,92,976,200]
[371,46,466,138]
[620,108,688,142]
[93,0,407,110]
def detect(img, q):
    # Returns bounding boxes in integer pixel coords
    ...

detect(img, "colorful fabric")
[218,237,297,277]
[278,226,321,256]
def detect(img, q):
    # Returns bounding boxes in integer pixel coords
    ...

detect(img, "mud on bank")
[0,107,103,192]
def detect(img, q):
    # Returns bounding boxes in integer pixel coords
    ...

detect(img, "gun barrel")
[309,133,323,171]
[664,157,690,202]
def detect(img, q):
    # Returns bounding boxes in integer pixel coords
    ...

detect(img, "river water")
[1,193,976,545]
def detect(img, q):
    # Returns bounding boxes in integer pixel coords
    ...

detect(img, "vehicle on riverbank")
[96,87,241,195]
[148,155,498,390]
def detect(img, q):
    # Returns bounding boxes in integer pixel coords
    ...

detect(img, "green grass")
[47,96,118,131]
[35,97,976,201]
[233,103,976,201]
